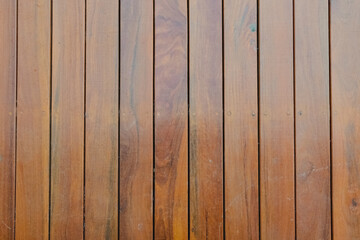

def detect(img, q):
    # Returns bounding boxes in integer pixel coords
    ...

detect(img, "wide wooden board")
[16,0,51,238]
[85,0,119,239]
[154,0,188,239]
[51,0,85,238]
[189,0,223,239]
[259,0,295,238]
[120,0,153,238]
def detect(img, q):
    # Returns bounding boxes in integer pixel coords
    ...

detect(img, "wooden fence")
[0,0,359,239]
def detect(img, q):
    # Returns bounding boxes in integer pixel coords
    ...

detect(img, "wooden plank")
[154,0,188,238]
[85,0,119,239]
[16,0,50,238]
[294,0,331,239]
[259,0,295,239]
[120,0,153,238]
[51,0,85,238]
[0,0,16,238]
[189,0,223,239]
[224,0,259,239]
[331,0,360,238]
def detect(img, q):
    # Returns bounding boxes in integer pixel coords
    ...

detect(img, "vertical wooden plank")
[259,0,295,239]
[85,0,119,239]
[224,0,259,239]
[16,0,50,239]
[332,0,360,238]
[0,0,16,238]
[120,0,153,238]
[189,0,223,239]
[154,0,188,239]
[295,0,331,239]
[51,0,85,238]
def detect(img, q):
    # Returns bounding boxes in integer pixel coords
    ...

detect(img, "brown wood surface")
[0,0,16,238]
[331,0,360,238]
[51,0,85,238]
[259,0,295,239]
[295,0,331,239]
[154,0,188,239]
[85,0,119,239]
[224,0,259,239]
[16,0,50,239]
[120,0,153,239]
[189,0,223,239]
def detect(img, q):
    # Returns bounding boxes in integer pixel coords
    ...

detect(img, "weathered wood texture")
[295,0,331,239]
[120,0,153,239]
[85,0,119,239]
[0,0,16,238]
[259,0,295,239]
[51,0,85,238]
[224,0,259,239]
[16,0,50,239]
[154,0,188,239]
[331,0,360,239]
[189,0,223,239]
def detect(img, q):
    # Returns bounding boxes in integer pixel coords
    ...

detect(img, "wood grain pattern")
[16,0,50,238]
[295,0,331,239]
[331,0,360,238]
[0,0,16,238]
[189,0,223,239]
[259,0,295,239]
[51,0,85,238]
[85,0,119,239]
[120,0,153,239]
[154,0,188,239]
[224,0,259,239]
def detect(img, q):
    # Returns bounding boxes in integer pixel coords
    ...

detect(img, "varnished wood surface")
[332,0,360,238]
[16,0,50,238]
[154,0,188,239]
[260,0,295,239]
[295,0,331,239]
[189,0,223,239]
[120,0,153,239]
[0,0,360,239]
[51,0,85,238]
[224,0,259,239]
[85,0,119,239]
[0,0,16,239]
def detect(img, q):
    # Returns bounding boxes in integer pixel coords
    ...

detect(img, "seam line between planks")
[328,0,333,239]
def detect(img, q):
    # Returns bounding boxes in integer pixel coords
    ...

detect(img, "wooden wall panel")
[224,0,259,239]
[16,0,50,239]
[189,0,223,239]
[154,0,188,239]
[85,0,119,239]
[332,0,360,238]
[295,0,331,239]
[0,0,16,238]
[259,0,295,239]
[120,0,153,239]
[51,0,85,238]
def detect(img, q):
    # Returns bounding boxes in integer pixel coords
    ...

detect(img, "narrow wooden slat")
[120,0,153,238]
[85,0,119,239]
[51,0,85,238]
[154,0,188,239]
[16,0,50,238]
[259,0,295,238]
[332,0,360,238]
[224,0,259,239]
[189,0,223,238]
[295,0,331,239]
[0,0,16,238]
